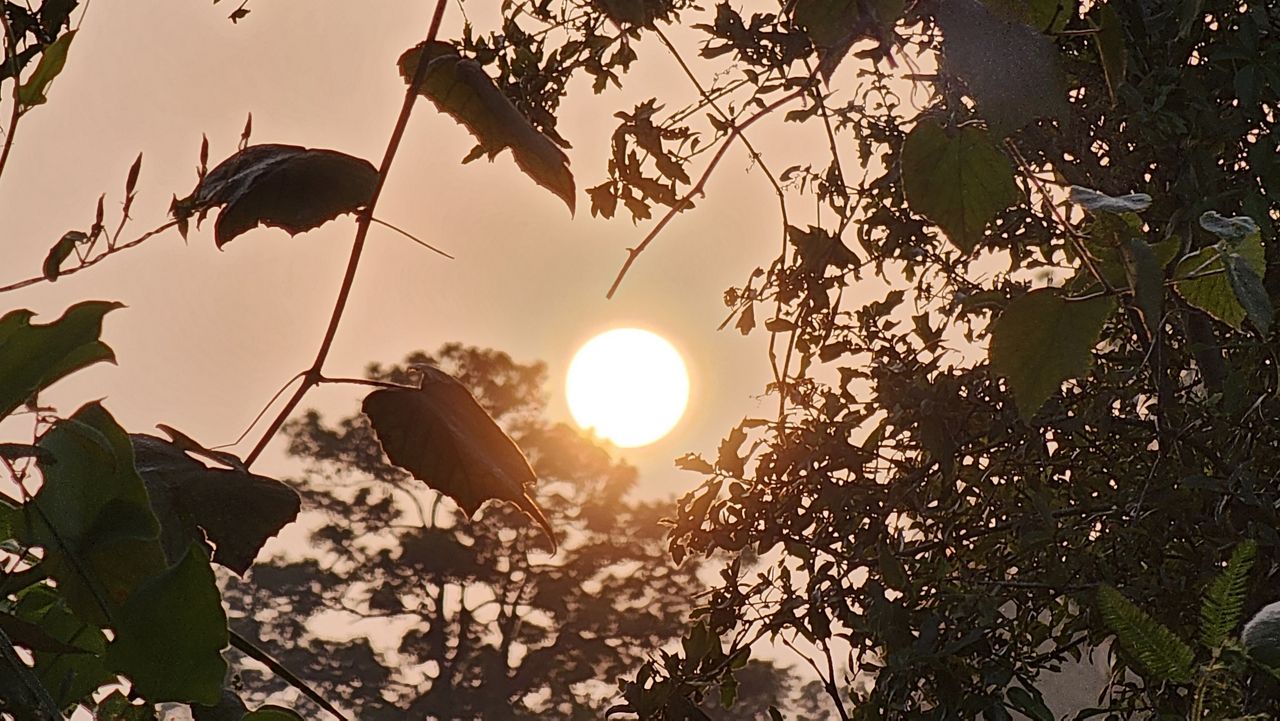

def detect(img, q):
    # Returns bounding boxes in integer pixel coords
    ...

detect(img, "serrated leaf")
[1069,186,1152,215]
[1200,540,1257,649]
[793,0,904,76]
[171,144,379,248]
[131,434,300,575]
[105,545,227,705]
[17,29,76,108]
[1097,585,1194,684]
[362,369,555,550]
[0,301,123,420]
[989,288,1115,417]
[399,41,575,213]
[1174,222,1265,330]
[901,120,1018,253]
[937,0,1067,133]
[43,230,86,281]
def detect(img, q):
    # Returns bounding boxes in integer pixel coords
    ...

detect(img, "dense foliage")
[3,0,1280,719]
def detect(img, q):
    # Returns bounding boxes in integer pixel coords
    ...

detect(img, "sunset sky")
[0,0,802,493]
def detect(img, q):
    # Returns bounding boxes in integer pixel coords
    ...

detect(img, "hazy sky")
[0,1,805,493]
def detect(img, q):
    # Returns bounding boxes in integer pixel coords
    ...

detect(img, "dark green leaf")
[0,627,63,721]
[1200,540,1257,649]
[399,41,575,213]
[1090,4,1126,103]
[1123,238,1165,335]
[42,230,86,282]
[105,545,228,705]
[171,144,379,248]
[0,610,93,654]
[363,371,556,550]
[1005,686,1053,721]
[11,584,112,708]
[0,301,123,421]
[989,288,1116,418]
[131,434,300,574]
[983,0,1074,33]
[242,707,304,721]
[901,120,1018,253]
[1225,254,1272,333]
[191,689,249,721]
[16,29,76,108]
[95,691,158,721]
[1174,219,1265,330]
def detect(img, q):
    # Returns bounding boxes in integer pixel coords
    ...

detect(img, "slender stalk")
[0,220,177,294]
[0,9,22,184]
[243,0,449,467]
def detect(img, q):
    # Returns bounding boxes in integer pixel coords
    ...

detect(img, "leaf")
[43,230,87,282]
[17,29,76,108]
[399,41,575,213]
[716,423,749,477]
[243,707,304,721]
[171,144,379,248]
[901,120,1019,253]
[131,433,301,575]
[989,288,1116,418]
[27,403,167,624]
[1225,254,1273,333]
[1090,4,1126,103]
[982,0,1074,33]
[936,0,1067,134]
[11,584,112,708]
[1069,186,1152,215]
[0,610,93,654]
[362,370,556,550]
[0,627,63,721]
[1005,686,1054,721]
[1122,238,1165,335]
[1097,585,1194,684]
[95,690,158,721]
[106,544,228,705]
[792,0,904,76]
[1174,217,1266,330]
[191,689,249,721]
[0,301,124,421]
[1200,540,1257,649]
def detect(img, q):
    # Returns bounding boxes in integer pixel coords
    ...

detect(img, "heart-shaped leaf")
[131,433,301,575]
[399,41,575,213]
[0,300,123,421]
[901,119,1019,253]
[171,144,378,248]
[362,369,556,550]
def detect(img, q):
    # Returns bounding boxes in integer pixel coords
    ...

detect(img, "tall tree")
[223,345,797,720]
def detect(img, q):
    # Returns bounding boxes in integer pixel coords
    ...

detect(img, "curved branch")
[0,220,177,294]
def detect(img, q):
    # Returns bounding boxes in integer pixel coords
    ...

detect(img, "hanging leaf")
[131,433,301,575]
[105,544,228,705]
[1069,186,1152,215]
[901,120,1019,253]
[989,288,1115,418]
[362,369,556,550]
[1174,215,1267,330]
[936,0,1067,134]
[0,301,123,421]
[42,230,87,281]
[16,29,76,109]
[170,144,379,248]
[399,41,575,213]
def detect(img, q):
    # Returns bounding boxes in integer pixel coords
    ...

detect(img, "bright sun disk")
[566,328,689,448]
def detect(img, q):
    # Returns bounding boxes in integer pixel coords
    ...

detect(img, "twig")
[213,371,306,450]
[229,630,351,721]
[0,10,21,184]
[243,0,450,466]
[371,216,453,259]
[0,220,178,294]
[316,375,418,390]
[605,84,811,299]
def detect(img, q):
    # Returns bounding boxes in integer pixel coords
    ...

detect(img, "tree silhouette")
[221,344,797,719]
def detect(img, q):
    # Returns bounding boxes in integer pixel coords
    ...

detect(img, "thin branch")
[229,630,351,721]
[371,215,454,259]
[243,0,450,466]
[213,371,306,450]
[606,83,811,299]
[0,220,178,294]
[0,9,22,184]
[315,375,419,391]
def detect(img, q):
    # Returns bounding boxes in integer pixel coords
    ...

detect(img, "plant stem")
[0,9,22,184]
[243,0,448,467]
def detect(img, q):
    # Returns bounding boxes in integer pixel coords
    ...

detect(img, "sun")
[566,328,690,448]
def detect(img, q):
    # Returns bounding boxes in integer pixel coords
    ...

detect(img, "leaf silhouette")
[362,369,556,551]
[171,144,378,248]
[399,41,575,213]
[131,433,301,575]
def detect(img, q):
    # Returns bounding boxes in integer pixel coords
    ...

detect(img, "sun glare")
[566,328,689,448]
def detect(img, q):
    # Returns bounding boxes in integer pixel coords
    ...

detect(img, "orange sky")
[0,1,804,494]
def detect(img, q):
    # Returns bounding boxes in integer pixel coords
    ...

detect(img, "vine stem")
[0,9,22,184]
[605,83,810,299]
[242,0,448,467]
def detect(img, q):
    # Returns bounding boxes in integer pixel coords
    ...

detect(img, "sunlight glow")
[566,328,689,448]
